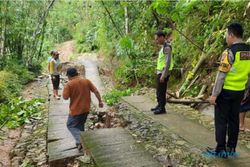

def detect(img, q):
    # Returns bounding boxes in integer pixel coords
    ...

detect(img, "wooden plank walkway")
[81,128,161,167]
[47,56,106,166]
[47,97,83,166]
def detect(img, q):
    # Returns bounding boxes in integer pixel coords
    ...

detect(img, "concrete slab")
[81,128,161,167]
[122,95,250,167]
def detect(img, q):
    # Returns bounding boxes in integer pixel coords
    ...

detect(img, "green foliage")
[0,60,37,103]
[0,0,53,68]
[114,58,155,87]
[5,0,247,93]
[0,70,21,102]
[184,84,201,97]
[75,26,98,53]
[20,160,35,167]
[46,0,81,44]
[96,21,114,56]
[64,1,158,88]
[4,61,35,84]
[103,89,134,106]
[151,0,170,15]
[119,36,133,50]
[0,97,45,129]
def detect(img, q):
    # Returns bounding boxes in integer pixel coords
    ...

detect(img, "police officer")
[208,23,250,157]
[151,31,174,114]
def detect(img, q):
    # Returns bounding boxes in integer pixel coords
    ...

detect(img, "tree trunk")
[124,5,129,35]
[198,85,207,97]
[37,21,47,60]
[167,91,179,99]
[244,2,250,18]
[0,1,8,60]
[181,75,200,96]
[28,0,56,65]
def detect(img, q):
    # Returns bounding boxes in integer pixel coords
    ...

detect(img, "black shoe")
[151,105,159,112]
[153,108,166,115]
[226,147,239,157]
[206,147,228,158]
[76,143,83,152]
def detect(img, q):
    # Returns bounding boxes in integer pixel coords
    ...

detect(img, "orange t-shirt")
[63,76,97,116]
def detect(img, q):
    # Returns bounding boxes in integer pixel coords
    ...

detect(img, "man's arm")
[63,84,70,100]
[160,46,171,82]
[48,64,50,73]
[209,72,227,105]
[93,90,104,108]
[209,49,233,105]
[89,80,103,108]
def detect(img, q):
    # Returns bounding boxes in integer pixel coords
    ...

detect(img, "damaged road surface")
[47,97,83,166]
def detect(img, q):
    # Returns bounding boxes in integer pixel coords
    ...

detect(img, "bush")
[0,97,45,129]
[28,62,42,76]
[0,70,22,102]
[4,61,35,84]
[103,88,134,106]
[75,23,98,53]
[114,58,155,88]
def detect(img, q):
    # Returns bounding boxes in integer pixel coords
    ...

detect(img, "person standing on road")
[63,67,104,151]
[207,23,250,157]
[239,87,250,132]
[151,31,174,115]
[49,51,61,100]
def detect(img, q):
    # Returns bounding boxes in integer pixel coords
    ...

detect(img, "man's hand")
[160,75,165,83]
[242,89,250,104]
[208,96,217,105]
[99,102,104,108]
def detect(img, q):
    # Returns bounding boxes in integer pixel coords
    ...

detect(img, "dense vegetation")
[64,0,250,95]
[0,1,55,127]
[1,0,250,126]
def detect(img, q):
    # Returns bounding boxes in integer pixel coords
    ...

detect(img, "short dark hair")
[227,23,244,38]
[155,31,166,37]
[50,50,55,55]
[66,67,78,77]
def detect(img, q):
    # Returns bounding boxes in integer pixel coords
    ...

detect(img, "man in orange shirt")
[63,67,104,151]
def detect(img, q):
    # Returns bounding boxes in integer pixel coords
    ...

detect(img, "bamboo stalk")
[101,0,123,37]
[167,91,179,99]
[178,10,224,96]
[181,75,200,96]
[198,85,208,97]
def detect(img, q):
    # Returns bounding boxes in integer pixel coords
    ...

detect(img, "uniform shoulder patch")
[219,50,231,73]
[220,50,228,61]
[240,51,250,60]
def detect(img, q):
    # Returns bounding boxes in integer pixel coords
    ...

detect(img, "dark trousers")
[51,74,60,90]
[156,74,169,109]
[67,113,89,145]
[215,89,244,150]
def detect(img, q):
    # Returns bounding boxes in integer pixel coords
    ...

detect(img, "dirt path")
[0,128,22,167]
[56,40,75,62]
[0,41,75,167]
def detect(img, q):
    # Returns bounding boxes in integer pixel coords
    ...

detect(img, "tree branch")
[100,0,123,37]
